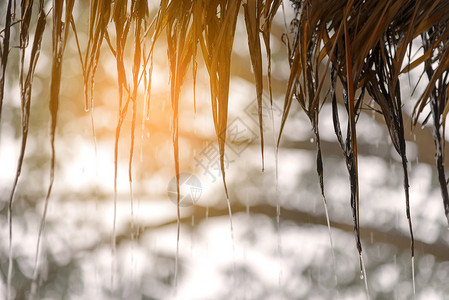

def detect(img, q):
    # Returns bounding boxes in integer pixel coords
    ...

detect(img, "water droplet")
[360,272,364,280]
[310,137,314,143]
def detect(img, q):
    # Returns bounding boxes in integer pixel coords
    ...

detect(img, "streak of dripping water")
[191,215,195,257]
[91,101,100,294]
[130,181,135,288]
[140,106,145,163]
[225,196,236,291]
[246,196,250,217]
[174,191,181,295]
[130,182,134,223]
[412,256,416,297]
[243,236,247,300]
[360,254,370,300]
[84,85,89,112]
[395,209,399,229]
[323,199,338,292]
[7,207,13,300]
[206,206,209,255]
[394,254,397,299]
[90,96,98,163]
[271,104,282,290]
[244,190,249,298]
[111,191,117,291]
[90,93,99,211]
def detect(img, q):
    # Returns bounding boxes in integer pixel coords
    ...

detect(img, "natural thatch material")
[2,0,449,296]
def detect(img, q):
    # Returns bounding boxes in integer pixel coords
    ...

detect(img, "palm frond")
[3,0,449,293]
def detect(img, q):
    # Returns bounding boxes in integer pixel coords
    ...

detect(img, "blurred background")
[1,1,449,299]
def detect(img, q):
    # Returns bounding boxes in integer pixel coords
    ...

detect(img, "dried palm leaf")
[7,0,47,297]
[0,0,12,124]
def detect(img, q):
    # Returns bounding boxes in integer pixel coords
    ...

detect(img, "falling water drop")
[310,137,315,143]
[360,254,370,300]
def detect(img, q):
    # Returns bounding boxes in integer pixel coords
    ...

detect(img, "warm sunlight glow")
[1,1,449,299]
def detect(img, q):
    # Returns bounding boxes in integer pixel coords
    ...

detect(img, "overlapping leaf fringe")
[2,0,449,292]
[282,0,449,269]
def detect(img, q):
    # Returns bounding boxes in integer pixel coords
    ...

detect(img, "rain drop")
[310,137,315,143]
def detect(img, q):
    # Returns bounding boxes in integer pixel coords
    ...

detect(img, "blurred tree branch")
[117,204,449,262]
